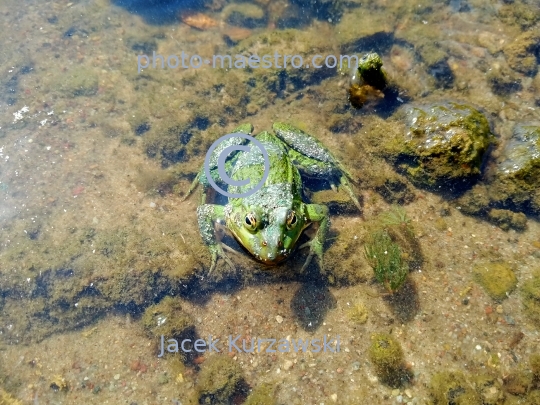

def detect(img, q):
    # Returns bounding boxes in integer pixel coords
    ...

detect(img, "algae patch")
[521,271,540,328]
[473,262,517,301]
[196,355,245,404]
[368,333,408,387]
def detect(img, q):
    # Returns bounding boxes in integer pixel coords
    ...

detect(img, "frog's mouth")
[233,235,293,266]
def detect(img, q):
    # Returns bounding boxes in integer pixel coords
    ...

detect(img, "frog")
[183,122,361,274]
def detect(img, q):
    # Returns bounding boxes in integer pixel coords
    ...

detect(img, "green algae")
[430,371,482,405]
[473,262,517,301]
[486,209,527,232]
[498,2,540,30]
[430,371,513,405]
[364,229,408,294]
[356,53,388,92]
[0,388,23,405]
[244,383,276,405]
[196,355,245,405]
[503,31,540,76]
[521,271,540,328]
[347,302,368,325]
[54,66,98,97]
[454,184,491,216]
[368,333,406,386]
[141,296,195,344]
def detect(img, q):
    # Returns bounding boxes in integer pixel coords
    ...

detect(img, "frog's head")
[227,204,308,265]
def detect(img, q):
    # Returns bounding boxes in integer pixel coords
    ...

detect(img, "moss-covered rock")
[368,333,406,386]
[384,102,493,190]
[521,271,540,327]
[473,261,517,301]
[430,371,481,405]
[454,184,491,216]
[503,30,540,76]
[488,124,540,214]
[487,208,527,232]
[196,355,244,405]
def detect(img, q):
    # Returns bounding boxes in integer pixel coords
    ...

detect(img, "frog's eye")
[244,213,257,231]
[286,211,298,230]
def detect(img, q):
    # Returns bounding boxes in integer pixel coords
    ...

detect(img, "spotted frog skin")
[184,122,361,274]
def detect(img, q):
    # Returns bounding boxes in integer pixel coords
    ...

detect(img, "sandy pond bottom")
[1,200,540,404]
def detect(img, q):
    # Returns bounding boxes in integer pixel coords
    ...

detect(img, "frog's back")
[228,131,302,209]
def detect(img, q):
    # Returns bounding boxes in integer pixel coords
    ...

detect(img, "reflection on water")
[1,0,540,403]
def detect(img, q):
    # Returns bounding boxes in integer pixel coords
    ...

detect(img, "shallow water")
[1,0,540,404]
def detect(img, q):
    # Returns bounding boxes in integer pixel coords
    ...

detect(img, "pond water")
[1,0,540,404]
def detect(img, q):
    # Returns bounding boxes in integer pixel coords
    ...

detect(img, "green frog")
[184,122,361,274]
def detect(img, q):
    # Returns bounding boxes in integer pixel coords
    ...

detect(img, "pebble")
[496,305,503,314]
[396,395,403,403]
[404,389,412,398]
[352,361,361,371]
[330,393,337,402]
[283,360,293,370]
[392,389,400,396]
[149,202,156,208]
[276,315,284,324]
[113,374,120,380]
[475,345,482,350]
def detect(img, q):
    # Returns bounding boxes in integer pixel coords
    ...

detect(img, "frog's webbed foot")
[299,203,329,273]
[338,175,362,213]
[197,204,237,276]
[298,238,324,273]
[208,243,236,275]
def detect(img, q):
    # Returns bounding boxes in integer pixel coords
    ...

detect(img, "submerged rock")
[384,102,493,191]
[488,123,540,213]
[503,30,540,76]
[196,355,245,404]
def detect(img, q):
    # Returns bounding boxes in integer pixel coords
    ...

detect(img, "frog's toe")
[299,241,324,273]
[206,246,236,276]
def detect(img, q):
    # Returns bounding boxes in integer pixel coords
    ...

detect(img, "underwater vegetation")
[368,333,409,387]
[243,383,276,405]
[364,206,421,294]
[141,296,196,360]
[473,262,517,301]
[430,353,540,405]
[364,229,408,294]
[196,355,246,405]
[521,271,540,328]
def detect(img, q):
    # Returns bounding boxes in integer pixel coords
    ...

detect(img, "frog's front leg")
[299,203,330,272]
[196,204,236,274]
